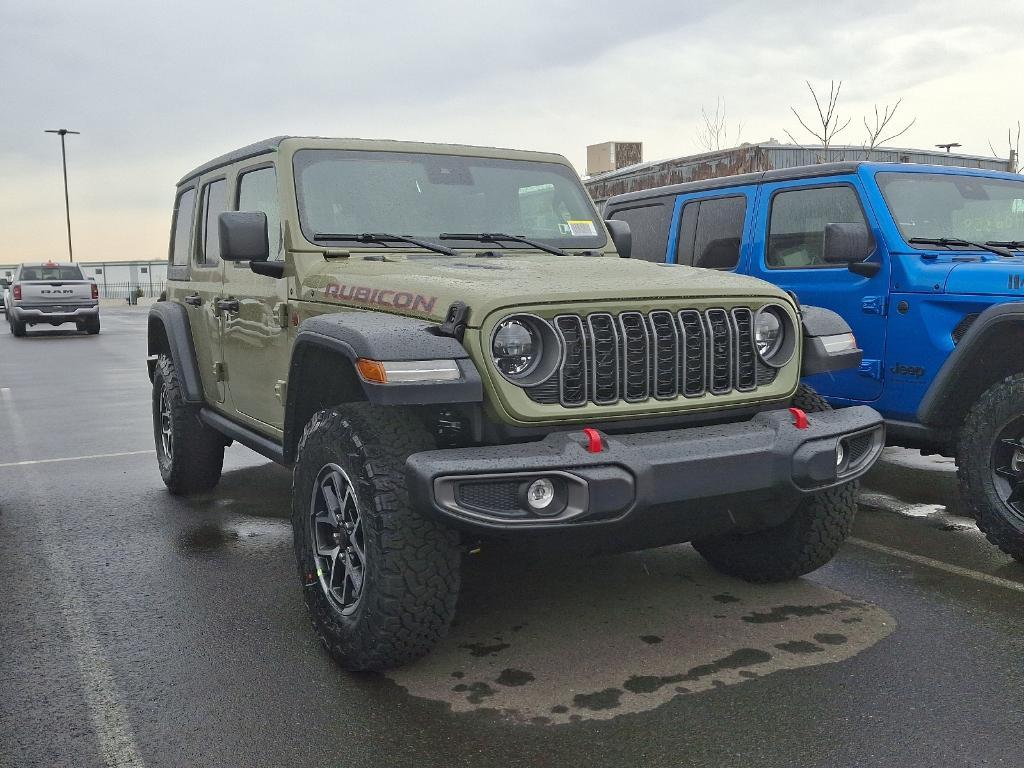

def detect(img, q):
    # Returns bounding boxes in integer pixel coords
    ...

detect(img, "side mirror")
[605,219,632,259]
[219,211,269,263]
[823,222,873,264]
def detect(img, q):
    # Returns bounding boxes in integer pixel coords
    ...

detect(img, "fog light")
[526,478,556,510]
[836,442,846,467]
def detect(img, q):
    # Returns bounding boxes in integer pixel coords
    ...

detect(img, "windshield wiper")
[439,232,568,257]
[984,240,1024,251]
[908,237,1014,258]
[313,232,460,257]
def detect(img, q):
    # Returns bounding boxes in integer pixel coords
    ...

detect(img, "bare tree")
[785,80,851,162]
[696,98,743,152]
[862,100,916,157]
[989,122,1022,173]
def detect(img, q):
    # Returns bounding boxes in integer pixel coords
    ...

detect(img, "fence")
[97,280,167,300]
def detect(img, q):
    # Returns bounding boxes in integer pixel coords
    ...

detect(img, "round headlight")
[493,318,540,377]
[754,308,784,359]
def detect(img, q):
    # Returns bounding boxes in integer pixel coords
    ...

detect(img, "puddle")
[176,518,291,553]
[388,545,895,725]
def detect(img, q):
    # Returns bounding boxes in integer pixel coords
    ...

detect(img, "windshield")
[293,150,605,251]
[20,265,83,281]
[877,172,1024,248]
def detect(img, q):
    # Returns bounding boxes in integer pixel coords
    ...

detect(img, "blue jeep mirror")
[823,222,873,264]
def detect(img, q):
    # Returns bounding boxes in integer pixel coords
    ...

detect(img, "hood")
[944,259,1024,297]
[300,253,789,324]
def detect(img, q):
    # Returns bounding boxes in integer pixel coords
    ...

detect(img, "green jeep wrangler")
[148,136,884,670]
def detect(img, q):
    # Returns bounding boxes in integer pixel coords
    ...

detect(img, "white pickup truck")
[3,262,100,336]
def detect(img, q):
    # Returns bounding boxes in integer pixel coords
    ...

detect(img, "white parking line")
[39,531,146,767]
[2,387,145,767]
[0,450,154,468]
[848,537,1024,594]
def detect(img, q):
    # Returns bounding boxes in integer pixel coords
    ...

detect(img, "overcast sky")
[2,0,1023,264]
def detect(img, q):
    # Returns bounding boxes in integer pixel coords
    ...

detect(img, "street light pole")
[44,128,80,262]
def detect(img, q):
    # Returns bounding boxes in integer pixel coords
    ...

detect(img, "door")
[221,164,290,430]
[190,179,228,403]
[669,186,757,270]
[748,180,889,402]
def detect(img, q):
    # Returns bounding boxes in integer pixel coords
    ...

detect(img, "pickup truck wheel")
[692,385,857,582]
[78,318,100,335]
[10,318,25,337]
[292,405,460,671]
[152,354,224,495]
[956,374,1024,562]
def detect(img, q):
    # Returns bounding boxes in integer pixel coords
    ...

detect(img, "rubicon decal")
[323,283,437,314]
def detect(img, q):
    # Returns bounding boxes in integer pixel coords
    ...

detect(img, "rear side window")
[677,195,746,269]
[19,265,84,281]
[237,167,281,260]
[199,179,228,265]
[170,187,197,267]
[606,203,669,262]
[767,185,872,268]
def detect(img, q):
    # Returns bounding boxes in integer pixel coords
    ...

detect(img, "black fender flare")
[147,301,204,404]
[799,305,862,377]
[918,302,1024,426]
[283,312,483,460]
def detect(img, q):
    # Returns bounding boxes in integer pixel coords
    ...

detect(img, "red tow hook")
[582,427,605,453]
[789,407,809,430]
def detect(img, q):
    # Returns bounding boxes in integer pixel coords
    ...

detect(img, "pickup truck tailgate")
[18,281,94,306]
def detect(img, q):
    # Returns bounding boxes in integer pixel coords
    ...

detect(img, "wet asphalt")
[1,308,1021,768]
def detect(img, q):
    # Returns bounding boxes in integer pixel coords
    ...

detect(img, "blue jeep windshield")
[877,172,1024,247]
[293,149,605,251]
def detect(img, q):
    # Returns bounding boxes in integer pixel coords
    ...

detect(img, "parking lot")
[1,307,1022,768]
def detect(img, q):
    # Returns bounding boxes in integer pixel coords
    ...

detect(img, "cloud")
[1,0,1022,262]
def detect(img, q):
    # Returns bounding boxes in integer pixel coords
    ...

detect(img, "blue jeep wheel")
[957,373,1024,562]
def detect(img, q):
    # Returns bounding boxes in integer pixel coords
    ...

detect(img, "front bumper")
[406,405,884,535]
[10,304,99,324]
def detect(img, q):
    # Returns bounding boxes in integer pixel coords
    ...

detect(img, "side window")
[170,187,197,267]
[607,203,669,262]
[237,167,281,260]
[767,185,873,269]
[677,195,746,269]
[198,179,228,266]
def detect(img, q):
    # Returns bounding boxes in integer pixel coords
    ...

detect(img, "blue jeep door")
[748,179,889,403]
[669,186,757,270]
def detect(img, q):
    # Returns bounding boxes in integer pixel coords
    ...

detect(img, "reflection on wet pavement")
[389,546,895,725]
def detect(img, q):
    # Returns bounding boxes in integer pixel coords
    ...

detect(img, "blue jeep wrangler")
[604,161,1024,561]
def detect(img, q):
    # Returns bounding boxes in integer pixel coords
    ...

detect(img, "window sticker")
[567,220,598,237]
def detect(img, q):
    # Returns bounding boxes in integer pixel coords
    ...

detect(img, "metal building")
[584,141,1015,205]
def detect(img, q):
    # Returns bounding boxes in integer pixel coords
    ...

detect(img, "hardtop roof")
[604,161,1024,207]
[177,136,574,186]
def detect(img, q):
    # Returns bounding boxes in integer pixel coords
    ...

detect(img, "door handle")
[215,298,240,314]
[183,293,201,307]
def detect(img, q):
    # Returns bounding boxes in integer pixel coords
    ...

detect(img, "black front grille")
[527,306,767,407]
[845,432,874,464]
[458,481,520,514]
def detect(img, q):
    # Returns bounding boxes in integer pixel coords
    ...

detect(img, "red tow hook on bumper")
[789,407,809,430]
[582,427,605,453]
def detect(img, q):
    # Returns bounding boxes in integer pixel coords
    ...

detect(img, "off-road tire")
[78,318,100,335]
[152,354,224,495]
[292,405,461,671]
[956,374,1024,562]
[10,318,25,337]
[692,385,857,582]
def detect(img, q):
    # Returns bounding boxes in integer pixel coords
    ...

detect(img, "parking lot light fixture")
[44,128,80,262]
